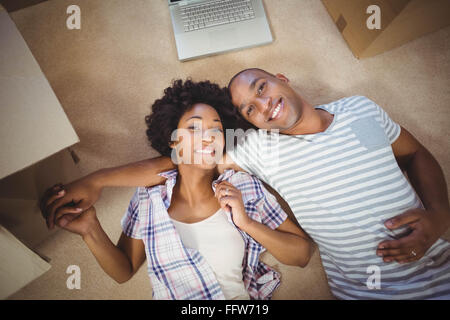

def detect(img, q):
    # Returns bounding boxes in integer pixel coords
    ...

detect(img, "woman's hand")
[39,175,103,230]
[57,206,99,238]
[214,181,253,230]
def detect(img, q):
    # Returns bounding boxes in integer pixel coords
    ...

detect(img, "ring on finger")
[411,249,417,257]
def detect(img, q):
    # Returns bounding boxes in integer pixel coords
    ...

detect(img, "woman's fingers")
[217,195,233,212]
[57,214,76,228]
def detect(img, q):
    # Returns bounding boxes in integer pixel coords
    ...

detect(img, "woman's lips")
[194,147,216,155]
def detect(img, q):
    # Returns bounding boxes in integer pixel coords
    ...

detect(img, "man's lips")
[267,97,284,122]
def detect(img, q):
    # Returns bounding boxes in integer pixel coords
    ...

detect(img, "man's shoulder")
[320,95,378,113]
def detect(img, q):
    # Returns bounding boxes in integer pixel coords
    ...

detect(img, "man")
[41,68,450,299]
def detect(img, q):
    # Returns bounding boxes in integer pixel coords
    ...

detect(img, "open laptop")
[168,0,273,61]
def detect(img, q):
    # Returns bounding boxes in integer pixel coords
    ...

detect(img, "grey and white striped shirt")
[229,95,450,299]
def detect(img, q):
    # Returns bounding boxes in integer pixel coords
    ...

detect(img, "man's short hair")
[227,68,275,92]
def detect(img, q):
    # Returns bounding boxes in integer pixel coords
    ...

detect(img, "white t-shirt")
[171,208,250,300]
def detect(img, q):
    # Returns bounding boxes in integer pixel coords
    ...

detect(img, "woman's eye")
[246,106,254,117]
[188,126,201,131]
[257,82,266,95]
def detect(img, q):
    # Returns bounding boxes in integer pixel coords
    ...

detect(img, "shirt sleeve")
[254,178,288,230]
[226,129,268,181]
[120,188,142,239]
[365,96,402,144]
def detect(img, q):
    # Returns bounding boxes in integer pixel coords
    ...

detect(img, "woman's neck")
[175,165,217,207]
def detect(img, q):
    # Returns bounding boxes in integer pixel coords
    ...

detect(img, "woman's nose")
[202,130,215,142]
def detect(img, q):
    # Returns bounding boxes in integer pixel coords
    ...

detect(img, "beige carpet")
[7,0,450,300]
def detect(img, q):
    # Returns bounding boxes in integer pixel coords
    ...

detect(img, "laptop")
[168,0,273,61]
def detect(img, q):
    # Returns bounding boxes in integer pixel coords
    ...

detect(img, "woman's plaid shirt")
[121,169,288,300]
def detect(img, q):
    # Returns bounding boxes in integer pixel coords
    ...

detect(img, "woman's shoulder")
[224,170,265,199]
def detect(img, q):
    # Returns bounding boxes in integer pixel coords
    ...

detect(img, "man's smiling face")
[228,69,304,132]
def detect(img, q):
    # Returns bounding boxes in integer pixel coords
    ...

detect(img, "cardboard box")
[0,6,80,298]
[0,224,51,300]
[322,0,450,58]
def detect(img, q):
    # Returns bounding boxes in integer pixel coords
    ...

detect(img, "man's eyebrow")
[237,76,264,113]
[249,77,263,91]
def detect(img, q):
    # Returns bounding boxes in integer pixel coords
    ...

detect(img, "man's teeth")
[271,102,281,119]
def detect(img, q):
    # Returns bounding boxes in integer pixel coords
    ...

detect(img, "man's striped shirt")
[229,95,450,299]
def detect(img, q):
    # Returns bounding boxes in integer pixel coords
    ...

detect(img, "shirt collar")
[212,169,236,191]
[155,168,236,197]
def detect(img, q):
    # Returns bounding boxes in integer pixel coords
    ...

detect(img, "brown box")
[322,0,450,58]
[0,6,80,298]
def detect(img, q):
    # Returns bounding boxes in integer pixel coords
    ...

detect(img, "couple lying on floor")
[41,68,450,300]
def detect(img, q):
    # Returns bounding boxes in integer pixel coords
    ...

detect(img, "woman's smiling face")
[171,103,225,169]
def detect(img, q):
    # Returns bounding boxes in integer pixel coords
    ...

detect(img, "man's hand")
[377,208,450,264]
[214,181,253,230]
[39,176,103,230]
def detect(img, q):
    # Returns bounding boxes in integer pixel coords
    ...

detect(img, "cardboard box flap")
[0,10,79,180]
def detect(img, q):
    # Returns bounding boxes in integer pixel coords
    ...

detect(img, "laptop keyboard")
[181,0,256,32]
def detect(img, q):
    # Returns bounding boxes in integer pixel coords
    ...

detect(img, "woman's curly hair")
[145,79,242,157]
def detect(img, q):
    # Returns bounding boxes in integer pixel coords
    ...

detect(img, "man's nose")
[255,96,272,114]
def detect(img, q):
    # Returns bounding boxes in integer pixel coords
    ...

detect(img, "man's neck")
[282,106,334,136]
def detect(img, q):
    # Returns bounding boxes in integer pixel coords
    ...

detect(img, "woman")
[48,79,312,300]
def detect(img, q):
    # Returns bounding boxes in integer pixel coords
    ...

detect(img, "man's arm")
[43,152,243,230]
[377,127,450,263]
[217,152,244,174]
[42,156,175,229]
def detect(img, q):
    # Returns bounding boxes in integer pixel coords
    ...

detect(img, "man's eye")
[257,82,266,95]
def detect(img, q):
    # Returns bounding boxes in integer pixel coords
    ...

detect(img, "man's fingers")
[47,197,72,230]
[385,209,421,230]
[54,206,83,222]
[377,238,409,250]
[45,189,65,207]
[377,248,404,257]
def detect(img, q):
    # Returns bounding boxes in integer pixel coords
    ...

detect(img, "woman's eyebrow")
[186,116,221,122]
[186,116,203,121]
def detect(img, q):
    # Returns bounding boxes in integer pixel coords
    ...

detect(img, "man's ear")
[275,73,289,83]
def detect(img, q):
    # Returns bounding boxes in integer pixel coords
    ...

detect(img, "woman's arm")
[239,216,313,267]
[82,225,146,284]
[42,156,175,229]
[215,180,313,267]
[58,206,146,284]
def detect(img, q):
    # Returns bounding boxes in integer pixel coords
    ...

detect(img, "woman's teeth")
[195,149,214,154]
